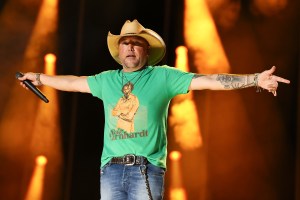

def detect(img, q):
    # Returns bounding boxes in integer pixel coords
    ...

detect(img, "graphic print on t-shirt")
[110,82,148,141]
[111,82,139,133]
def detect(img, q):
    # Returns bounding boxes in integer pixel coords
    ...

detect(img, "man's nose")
[128,44,134,51]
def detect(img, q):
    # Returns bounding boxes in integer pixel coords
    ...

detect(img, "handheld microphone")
[15,72,49,103]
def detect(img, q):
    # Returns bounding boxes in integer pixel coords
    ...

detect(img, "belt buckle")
[124,154,136,166]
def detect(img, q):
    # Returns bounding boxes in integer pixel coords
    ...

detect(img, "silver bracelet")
[36,73,42,86]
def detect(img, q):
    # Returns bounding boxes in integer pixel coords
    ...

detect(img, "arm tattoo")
[193,74,205,79]
[216,74,255,89]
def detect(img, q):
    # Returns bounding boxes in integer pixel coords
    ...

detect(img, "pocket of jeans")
[146,163,166,177]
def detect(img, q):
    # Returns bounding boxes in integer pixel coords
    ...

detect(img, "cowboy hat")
[107,19,166,66]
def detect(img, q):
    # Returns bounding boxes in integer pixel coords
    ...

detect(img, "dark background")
[0,0,299,199]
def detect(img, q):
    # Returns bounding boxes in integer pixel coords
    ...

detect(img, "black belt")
[109,154,148,166]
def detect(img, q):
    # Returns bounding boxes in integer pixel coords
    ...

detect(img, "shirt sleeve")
[163,66,195,98]
[87,73,103,99]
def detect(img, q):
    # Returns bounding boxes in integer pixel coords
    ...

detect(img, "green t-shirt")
[87,65,194,168]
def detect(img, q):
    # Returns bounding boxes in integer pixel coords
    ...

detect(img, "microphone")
[15,72,49,103]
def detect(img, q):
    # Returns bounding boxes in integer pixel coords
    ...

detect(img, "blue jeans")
[100,163,165,200]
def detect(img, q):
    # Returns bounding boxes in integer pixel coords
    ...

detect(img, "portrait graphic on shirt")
[111,82,139,133]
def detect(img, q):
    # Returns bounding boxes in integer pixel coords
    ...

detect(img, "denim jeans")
[100,163,165,200]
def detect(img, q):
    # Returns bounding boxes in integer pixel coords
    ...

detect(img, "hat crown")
[120,20,145,35]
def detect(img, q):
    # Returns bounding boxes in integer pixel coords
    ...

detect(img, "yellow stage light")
[169,151,187,200]
[36,155,48,166]
[184,0,230,73]
[44,53,56,75]
[24,155,48,200]
[169,151,182,161]
[169,46,202,150]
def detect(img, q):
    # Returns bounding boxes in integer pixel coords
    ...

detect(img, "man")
[18,19,290,200]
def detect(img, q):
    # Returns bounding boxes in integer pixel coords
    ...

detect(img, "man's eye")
[133,42,143,46]
[121,41,143,46]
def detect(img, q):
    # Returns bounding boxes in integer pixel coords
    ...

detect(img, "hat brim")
[107,29,166,66]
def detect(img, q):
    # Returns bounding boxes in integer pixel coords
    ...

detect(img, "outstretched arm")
[17,72,91,93]
[189,66,290,96]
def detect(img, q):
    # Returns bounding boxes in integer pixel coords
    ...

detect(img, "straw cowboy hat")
[107,19,166,66]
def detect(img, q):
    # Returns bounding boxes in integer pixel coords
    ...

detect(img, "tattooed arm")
[188,66,290,96]
[189,74,256,90]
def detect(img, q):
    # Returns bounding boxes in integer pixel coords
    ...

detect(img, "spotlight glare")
[36,155,47,166]
[44,53,57,75]
[44,53,56,63]
[169,151,182,161]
